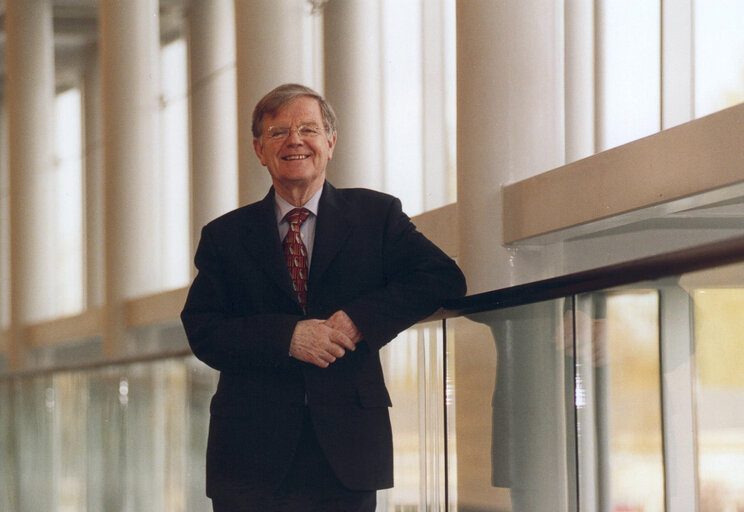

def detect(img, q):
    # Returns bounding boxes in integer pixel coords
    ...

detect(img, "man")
[181,83,466,511]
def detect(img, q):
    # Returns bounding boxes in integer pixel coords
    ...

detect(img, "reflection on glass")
[451,299,575,512]
[693,288,744,511]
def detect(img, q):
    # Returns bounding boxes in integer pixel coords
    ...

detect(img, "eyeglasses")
[265,124,325,141]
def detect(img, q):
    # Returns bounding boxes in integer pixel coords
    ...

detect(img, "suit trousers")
[211,410,377,512]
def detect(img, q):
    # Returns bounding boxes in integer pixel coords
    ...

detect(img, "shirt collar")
[274,187,322,224]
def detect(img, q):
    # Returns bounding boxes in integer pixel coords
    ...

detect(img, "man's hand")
[289,319,356,368]
[325,310,362,344]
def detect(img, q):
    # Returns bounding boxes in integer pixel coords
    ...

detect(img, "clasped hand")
[288,310,362,368]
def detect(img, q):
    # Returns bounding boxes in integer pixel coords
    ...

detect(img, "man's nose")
[286,128,304,144]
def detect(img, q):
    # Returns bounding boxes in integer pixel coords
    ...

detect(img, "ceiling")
[0,0,187,93]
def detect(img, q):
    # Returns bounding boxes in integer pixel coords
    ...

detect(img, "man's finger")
[324,341,346,359]
[327,329,355,351]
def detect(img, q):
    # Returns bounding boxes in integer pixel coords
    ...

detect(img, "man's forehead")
[266,96,322,122]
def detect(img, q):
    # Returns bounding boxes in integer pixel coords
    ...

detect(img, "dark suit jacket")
[181,181,466,499]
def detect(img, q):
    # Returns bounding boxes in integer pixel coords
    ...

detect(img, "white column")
[5,0,56,367]
[456,0,566,294]
[188,0,238,255]
[234,0,311,205]
[455,3,568,511]
[322,0,384,190]
[99,0,160,356]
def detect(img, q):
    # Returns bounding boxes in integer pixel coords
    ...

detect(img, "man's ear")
[253,138,267,166]
[327,132,337,160]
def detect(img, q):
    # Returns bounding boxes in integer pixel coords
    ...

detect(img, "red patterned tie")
[283,208,310,310]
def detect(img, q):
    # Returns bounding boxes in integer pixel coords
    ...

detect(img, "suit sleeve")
[342,197,467,350]
[180,226,300,373]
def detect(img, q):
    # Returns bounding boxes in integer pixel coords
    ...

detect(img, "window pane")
[382,0,424,215]
[694,0,744,117]
[597,0,661,150]
[160,38,190,290]
[54,88,84,315]
[380,0,456,215]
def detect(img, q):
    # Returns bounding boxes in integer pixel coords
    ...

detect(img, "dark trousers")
[212,412,377,512]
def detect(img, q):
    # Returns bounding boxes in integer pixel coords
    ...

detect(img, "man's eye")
[269,129,289,139]
[299,126,321,136]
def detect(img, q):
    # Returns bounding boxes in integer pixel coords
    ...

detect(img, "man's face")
[253,96,336,197]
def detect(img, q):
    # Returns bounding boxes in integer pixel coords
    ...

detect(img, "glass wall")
[447,260,744,512]
[2,258,744,511]
[0,356,218,512]
[379,320,449,511]
[691,286,744,509]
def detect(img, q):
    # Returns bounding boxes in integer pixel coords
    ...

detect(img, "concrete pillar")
[5,0,56,367]
[234,0,311,204]
[456,0,565,294]
[99,0,160,356]
[188,0,238,255]
[323,0,384,190]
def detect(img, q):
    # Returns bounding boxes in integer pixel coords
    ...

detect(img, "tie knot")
[285,208,310,227]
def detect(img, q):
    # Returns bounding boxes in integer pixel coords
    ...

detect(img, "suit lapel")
[240,189,298,304]
[309,182,352,292]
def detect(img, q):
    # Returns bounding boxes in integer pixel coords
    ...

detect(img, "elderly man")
[181,83,466,512]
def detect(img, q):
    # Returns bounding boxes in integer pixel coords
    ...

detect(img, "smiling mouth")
[283,155,310,161]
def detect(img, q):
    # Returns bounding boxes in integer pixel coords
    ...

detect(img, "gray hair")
[251,83,337,139]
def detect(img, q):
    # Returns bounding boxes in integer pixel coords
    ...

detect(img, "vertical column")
[322,0,384,190]
[83,47,105,309]
[0,104,8,331]
[456,0,565,293]
[99,0,160,356]
[234,0,310,205]
[455,2,568,512]
[188,0,238,256]
[5,0,56,368]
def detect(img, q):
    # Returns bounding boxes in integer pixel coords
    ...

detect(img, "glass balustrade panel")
[575,291,664,512]
[448,298,576,512]
[685,262,744,511]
